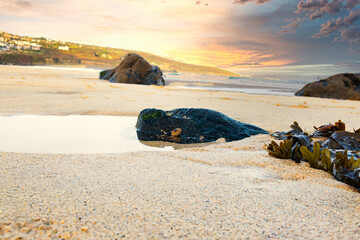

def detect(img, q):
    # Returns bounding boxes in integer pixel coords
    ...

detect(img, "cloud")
[312,9,360,38]
[284,18,302,28]
[226,0,360,44]
[278,29,297,34]
[320,0,343,13]
[345,0,360,9]
[278,17,302,34]
[309,10,323,19]
[296,0,328,12]
[168,40,295,68]
[270,0,360,44]
[340,27,360,44]
[0,0,33,13]
[296,0,344,14]
[296,0,360,13]
[15,0,32,8]
[195,1,208,6]
[232,0,270,4]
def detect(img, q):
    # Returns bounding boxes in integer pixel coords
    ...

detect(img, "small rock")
[99,53,165,86]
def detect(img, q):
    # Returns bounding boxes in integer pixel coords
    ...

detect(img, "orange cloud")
[167,42,295,68]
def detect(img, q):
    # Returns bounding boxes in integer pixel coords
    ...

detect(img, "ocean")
[165,73,307,97]
[1,65,309,96]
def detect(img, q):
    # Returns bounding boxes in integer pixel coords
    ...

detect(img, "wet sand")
[0,65,359,239]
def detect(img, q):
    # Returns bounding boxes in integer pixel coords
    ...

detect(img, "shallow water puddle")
[0,115,173,154]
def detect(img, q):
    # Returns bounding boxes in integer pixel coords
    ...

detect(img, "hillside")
[0,31,238,77]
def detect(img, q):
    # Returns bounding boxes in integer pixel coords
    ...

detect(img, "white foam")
[0,64,100,73]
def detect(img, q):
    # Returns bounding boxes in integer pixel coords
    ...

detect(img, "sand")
[0,65,359,239]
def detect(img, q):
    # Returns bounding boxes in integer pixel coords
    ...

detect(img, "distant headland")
[0,31,239,77]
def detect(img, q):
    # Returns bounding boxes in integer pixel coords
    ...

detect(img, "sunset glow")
[0,0,359,71]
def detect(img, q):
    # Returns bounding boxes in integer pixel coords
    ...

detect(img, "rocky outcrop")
[136,108,268,143]
[295,73,360,100]
[99,53,165,86]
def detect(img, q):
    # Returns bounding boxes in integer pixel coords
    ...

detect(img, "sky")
[0,0,359,79]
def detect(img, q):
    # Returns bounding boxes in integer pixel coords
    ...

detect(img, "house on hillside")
[0,45,10,52]
[58,45,69,51]
[30,43,42,51]
[16,40,30,46]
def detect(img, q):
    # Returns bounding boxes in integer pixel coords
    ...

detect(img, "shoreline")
[1,64,304,96]
[0,62,240,77]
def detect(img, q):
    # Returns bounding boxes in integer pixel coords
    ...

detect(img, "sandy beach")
[0,65,360,239]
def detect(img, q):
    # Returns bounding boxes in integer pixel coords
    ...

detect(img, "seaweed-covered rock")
[136,108,268,143]
[295,73,360,100]
[267,120,360,189]
[99,53,165,86]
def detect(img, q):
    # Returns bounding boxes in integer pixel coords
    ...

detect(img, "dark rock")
[136,108,268,143]
[333,151,360,189]
[334,169,360,189]
[295,73,360,100]
[324,132,360,151]
[99,53,165,86]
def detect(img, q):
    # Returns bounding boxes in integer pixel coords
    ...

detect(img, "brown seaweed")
[314,120,345,132]
[320,148,332,172]
[334,151,360,172]
[266,139,302,163]
[270,121,311,149]
[311,120,346,138]
[270,121,305,140]
[267,139,293,159]
[335,120,346,131]
[292,144,302,163]
[299,142,332,172]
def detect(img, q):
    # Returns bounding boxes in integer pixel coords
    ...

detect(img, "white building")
[0,46,10,52]
[30,43,42,51]
[58,45,69,51]
[16,41,30,46]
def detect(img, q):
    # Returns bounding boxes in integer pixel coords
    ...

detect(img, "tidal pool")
[0,115,174,154]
